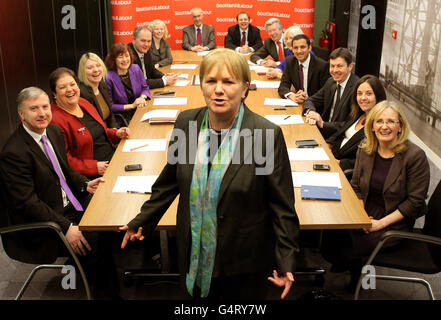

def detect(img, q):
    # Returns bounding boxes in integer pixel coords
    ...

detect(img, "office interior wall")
[312,0,331,46]
[0,0,109,149]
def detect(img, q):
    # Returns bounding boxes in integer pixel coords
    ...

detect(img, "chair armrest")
[0,221,62,235]
[114,113,129,127]
[380,230,441,247]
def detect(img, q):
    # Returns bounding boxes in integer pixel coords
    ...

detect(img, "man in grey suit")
[303,47,360,138]
[182,8,216,52]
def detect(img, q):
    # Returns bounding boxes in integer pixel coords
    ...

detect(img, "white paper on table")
[122,139,167,152]
[250,80,281,89]
[288,148,330,161]
[197,51,210,56]
[249,66,270,72]
[140,109,179,122]
[265,114,304,125]
[112,176,159,194]
[153,97,187,106]
[177,73,189,79]
[291,172,342,189]
[174,80,190,87]
[264,98,298,107]
[170,64,198,70]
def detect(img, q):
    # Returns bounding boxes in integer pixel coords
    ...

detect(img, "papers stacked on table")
[250,80,280,88]
[112,176,159,194]
[264,98,298,107]
[265,114,303,125]
[288,148,330,161]
[141,109,180,124]
[292,172,342,189]
[170,64,198,70]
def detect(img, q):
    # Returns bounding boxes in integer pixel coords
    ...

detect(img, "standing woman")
[322,101,430,289]
[50,67,130,177]
[326,75,387,174]
[120,49,300,300]
[77,52,118,128]
[105,43,150,125]
[149,20,173,68]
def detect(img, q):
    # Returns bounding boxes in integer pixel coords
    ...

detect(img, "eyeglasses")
[374,119,400,126]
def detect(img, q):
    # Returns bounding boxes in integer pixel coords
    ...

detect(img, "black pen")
[127,190,148,194]
[284,115,291,120]
[273,108,286,110]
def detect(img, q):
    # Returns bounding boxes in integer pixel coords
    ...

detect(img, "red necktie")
[277,41,284,61]
[197,28,202,46]
[240,31,246,46]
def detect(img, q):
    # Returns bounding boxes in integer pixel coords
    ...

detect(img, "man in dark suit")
[0,87,118,298]
[278,34,329,104]
[182,8,216,52]
[224,11,263,54]
[129,26,178,89]
[303,47,360,138]
[250,18,288,67]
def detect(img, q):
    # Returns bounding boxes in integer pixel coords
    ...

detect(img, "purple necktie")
[299,64,304,91]
[41,135,83,211]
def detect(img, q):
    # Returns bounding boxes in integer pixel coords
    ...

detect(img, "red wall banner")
[110,0,315,50]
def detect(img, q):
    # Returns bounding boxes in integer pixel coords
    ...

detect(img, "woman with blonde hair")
[78,52,118,128]
[120,48,300,300]
[322,100,430,290]
[148,20,173,68]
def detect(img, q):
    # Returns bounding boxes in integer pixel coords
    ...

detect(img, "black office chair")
[0,183,91,300]
[312,46,330,61]
[354,179,441,300]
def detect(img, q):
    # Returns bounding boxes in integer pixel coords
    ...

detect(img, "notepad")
[112,176,159,194]
[122,139,167,152]
[170,64,198,70]
[153,97,187,106]
[288,148,329,161]
[264,98,298,107]
[265,115,304,125]
[197,51,210,56]
[177,73,189,79]
[301,185,341,201]
[292,171,342,189]
[174,80,190,87]
[250,80,281,88]
[140,109,179,122]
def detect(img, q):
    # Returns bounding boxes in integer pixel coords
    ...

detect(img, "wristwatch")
[81,180,90,193]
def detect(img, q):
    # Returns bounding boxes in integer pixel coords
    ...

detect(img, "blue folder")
[301,185,341,201]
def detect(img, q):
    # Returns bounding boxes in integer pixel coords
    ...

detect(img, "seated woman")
[149,19,173,68]
[266,26,303,80]
[322,101,430,289]
[326,75,386,174]
[119,48,300,300]
[77,52,118,128]
[105,43,150,125]
[49,67,130,177]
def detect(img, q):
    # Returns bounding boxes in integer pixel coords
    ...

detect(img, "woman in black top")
[326,75,387,174]
[77,52,118,128]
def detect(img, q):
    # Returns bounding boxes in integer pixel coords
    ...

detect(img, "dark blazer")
[182,24,216,50]
[326,115,365,172]
[0,124,88,263]
[128,42,165,89]
[250,37,289,64]
[303,73,359,138]
[79,81,118,128]
[127,105,300,278]
[351,141,430,231]
[150,38,173,67]
[224,24,263,52]
[278,54,330,98]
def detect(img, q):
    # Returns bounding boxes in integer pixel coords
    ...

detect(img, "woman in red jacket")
[50,67,130,177]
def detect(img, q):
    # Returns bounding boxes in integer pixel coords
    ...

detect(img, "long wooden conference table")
[79,50,371,233]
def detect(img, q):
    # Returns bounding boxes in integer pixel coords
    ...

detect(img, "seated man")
[224,11,263,54]
[129,26,178,89]
[250,18,288,67]
[182,8,216,52]
[0,87,119,299]
[278,34,329,104]
[302,47,359,138]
